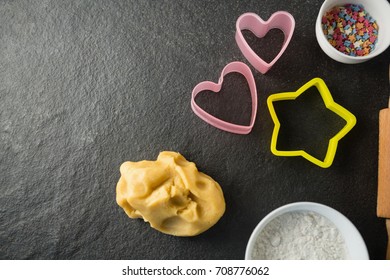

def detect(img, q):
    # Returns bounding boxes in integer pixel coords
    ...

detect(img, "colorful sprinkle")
[322,4,379,56]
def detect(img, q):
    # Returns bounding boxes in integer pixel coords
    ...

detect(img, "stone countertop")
[1,0,389,259]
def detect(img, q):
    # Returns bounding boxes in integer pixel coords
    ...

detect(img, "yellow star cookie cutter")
[267,78,357,168]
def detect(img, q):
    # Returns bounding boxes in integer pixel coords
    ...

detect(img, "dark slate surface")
[1,0,389,260]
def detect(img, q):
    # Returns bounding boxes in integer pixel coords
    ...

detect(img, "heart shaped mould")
[191,62,257,134]
[236,12,295,74]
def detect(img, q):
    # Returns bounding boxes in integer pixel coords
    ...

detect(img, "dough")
[116,151,225,236]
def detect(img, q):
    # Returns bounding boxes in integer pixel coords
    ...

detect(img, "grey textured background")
[1,0,390,259]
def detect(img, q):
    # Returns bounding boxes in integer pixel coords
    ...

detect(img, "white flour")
[252,211,347,260]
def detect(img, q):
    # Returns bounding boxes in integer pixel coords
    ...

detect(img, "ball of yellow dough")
[116,151,225,236]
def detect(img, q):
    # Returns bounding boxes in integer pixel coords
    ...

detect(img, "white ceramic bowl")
[315,0,390,64]
[245,202,369,260]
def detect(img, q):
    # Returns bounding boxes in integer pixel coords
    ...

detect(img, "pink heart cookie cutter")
[236,12,295,74]
[191,61,257,134]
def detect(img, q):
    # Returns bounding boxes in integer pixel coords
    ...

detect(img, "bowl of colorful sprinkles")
[316,0,390,63]
[245,202,369,260]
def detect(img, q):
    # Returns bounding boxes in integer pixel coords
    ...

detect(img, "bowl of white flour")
[245,202,369,260]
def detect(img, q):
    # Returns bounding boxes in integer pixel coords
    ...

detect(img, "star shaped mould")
[267,78,357,168]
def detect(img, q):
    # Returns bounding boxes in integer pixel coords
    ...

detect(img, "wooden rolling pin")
[377,65,390,260]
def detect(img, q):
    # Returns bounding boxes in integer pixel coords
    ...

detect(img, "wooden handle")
[387,219,390,260]
[378,108,390,217]
[378,108,390,260]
